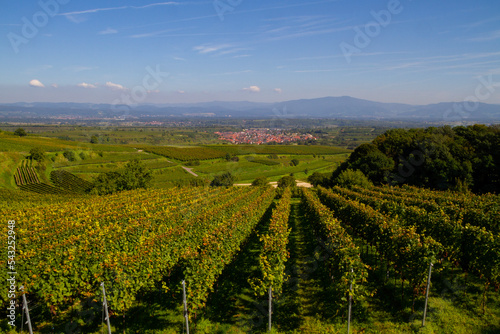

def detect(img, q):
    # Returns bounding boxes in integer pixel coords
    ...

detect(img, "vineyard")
[138,145,351,162]
[50,170,93,193]
[13,160,93,195]
[139,146,227,161]
[13,160,40,186]
[1,185,499,333]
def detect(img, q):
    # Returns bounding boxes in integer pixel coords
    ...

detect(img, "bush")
[79,152,87,160]
[29,147,45,162]
[14,128,27,137]
[290,158,299,166]
[90,135,99,144]
[63,150,76,162]
[252,176,269,187]
[332,169,372,189]
[210,171,235,187]
[185,160,200,166]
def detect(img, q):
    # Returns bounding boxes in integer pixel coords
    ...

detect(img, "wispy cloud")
[467,30,500,42]
[193,44,250,57]
[461,16,500,30]
[193,44,232,54]
[210,70,252,76]
[105,82,127,91]
[130,28,186,39]
[59,2,181,17]
[24,65,53,75]
[99,28,118,35]
[293,69,337,73]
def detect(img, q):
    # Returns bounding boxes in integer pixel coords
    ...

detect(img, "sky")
[0,0,499,105]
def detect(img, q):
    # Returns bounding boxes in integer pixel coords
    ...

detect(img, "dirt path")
[181,166,198,177]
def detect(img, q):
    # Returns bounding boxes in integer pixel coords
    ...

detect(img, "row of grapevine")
[353,185,500,234]
[301,188,369,302]
[316,186,442,302]
[184,186,276,312]
[328,186,500,291]
[14,166,40,186]
[18,183,70,195]
[374,184,500,208]
[250,187,292,296]
[50,170,93,193]
[4,186,253,311]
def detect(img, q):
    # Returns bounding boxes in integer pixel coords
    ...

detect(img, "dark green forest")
[331,124,500,193]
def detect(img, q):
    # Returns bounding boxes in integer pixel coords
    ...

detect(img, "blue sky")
[1,0,499,105]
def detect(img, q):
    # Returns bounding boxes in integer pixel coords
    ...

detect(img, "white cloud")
[274,88,283,94]
[176,90,185,94]
[105,82,126,90]
[29,79,45,88]
[193,44,230,54]
[77,82,97,89]
[51,83,58,88]
[243,86,261,93]
[99,28,118,35]
[60,3,180,17]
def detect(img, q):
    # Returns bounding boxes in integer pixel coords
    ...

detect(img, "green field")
[0,129,351,190]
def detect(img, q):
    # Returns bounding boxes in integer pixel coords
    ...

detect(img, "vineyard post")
[101,283,112,334]
[347,268,353,334]
[182,280,190,334]
[268,286,272,332]
[422,262,433,327]
[20,286,33,334]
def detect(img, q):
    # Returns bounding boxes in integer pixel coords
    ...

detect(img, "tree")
[117,159,153,191]
[290,158,299,166]
[90,135,99,144]
[277,175,295,188]
[332,169,372,189]
[90,160,152,195]
[210,171,235,187]
[14,128,27,137]
[63,150,76,162]
[90,171,122,195]
[29,147,45,162]
[252,176,269,187]
[308,172,330,187]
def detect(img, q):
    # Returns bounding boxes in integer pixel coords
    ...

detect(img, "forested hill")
[333,124,500,193]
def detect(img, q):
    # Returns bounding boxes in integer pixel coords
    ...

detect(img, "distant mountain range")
[1,96,499,122]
